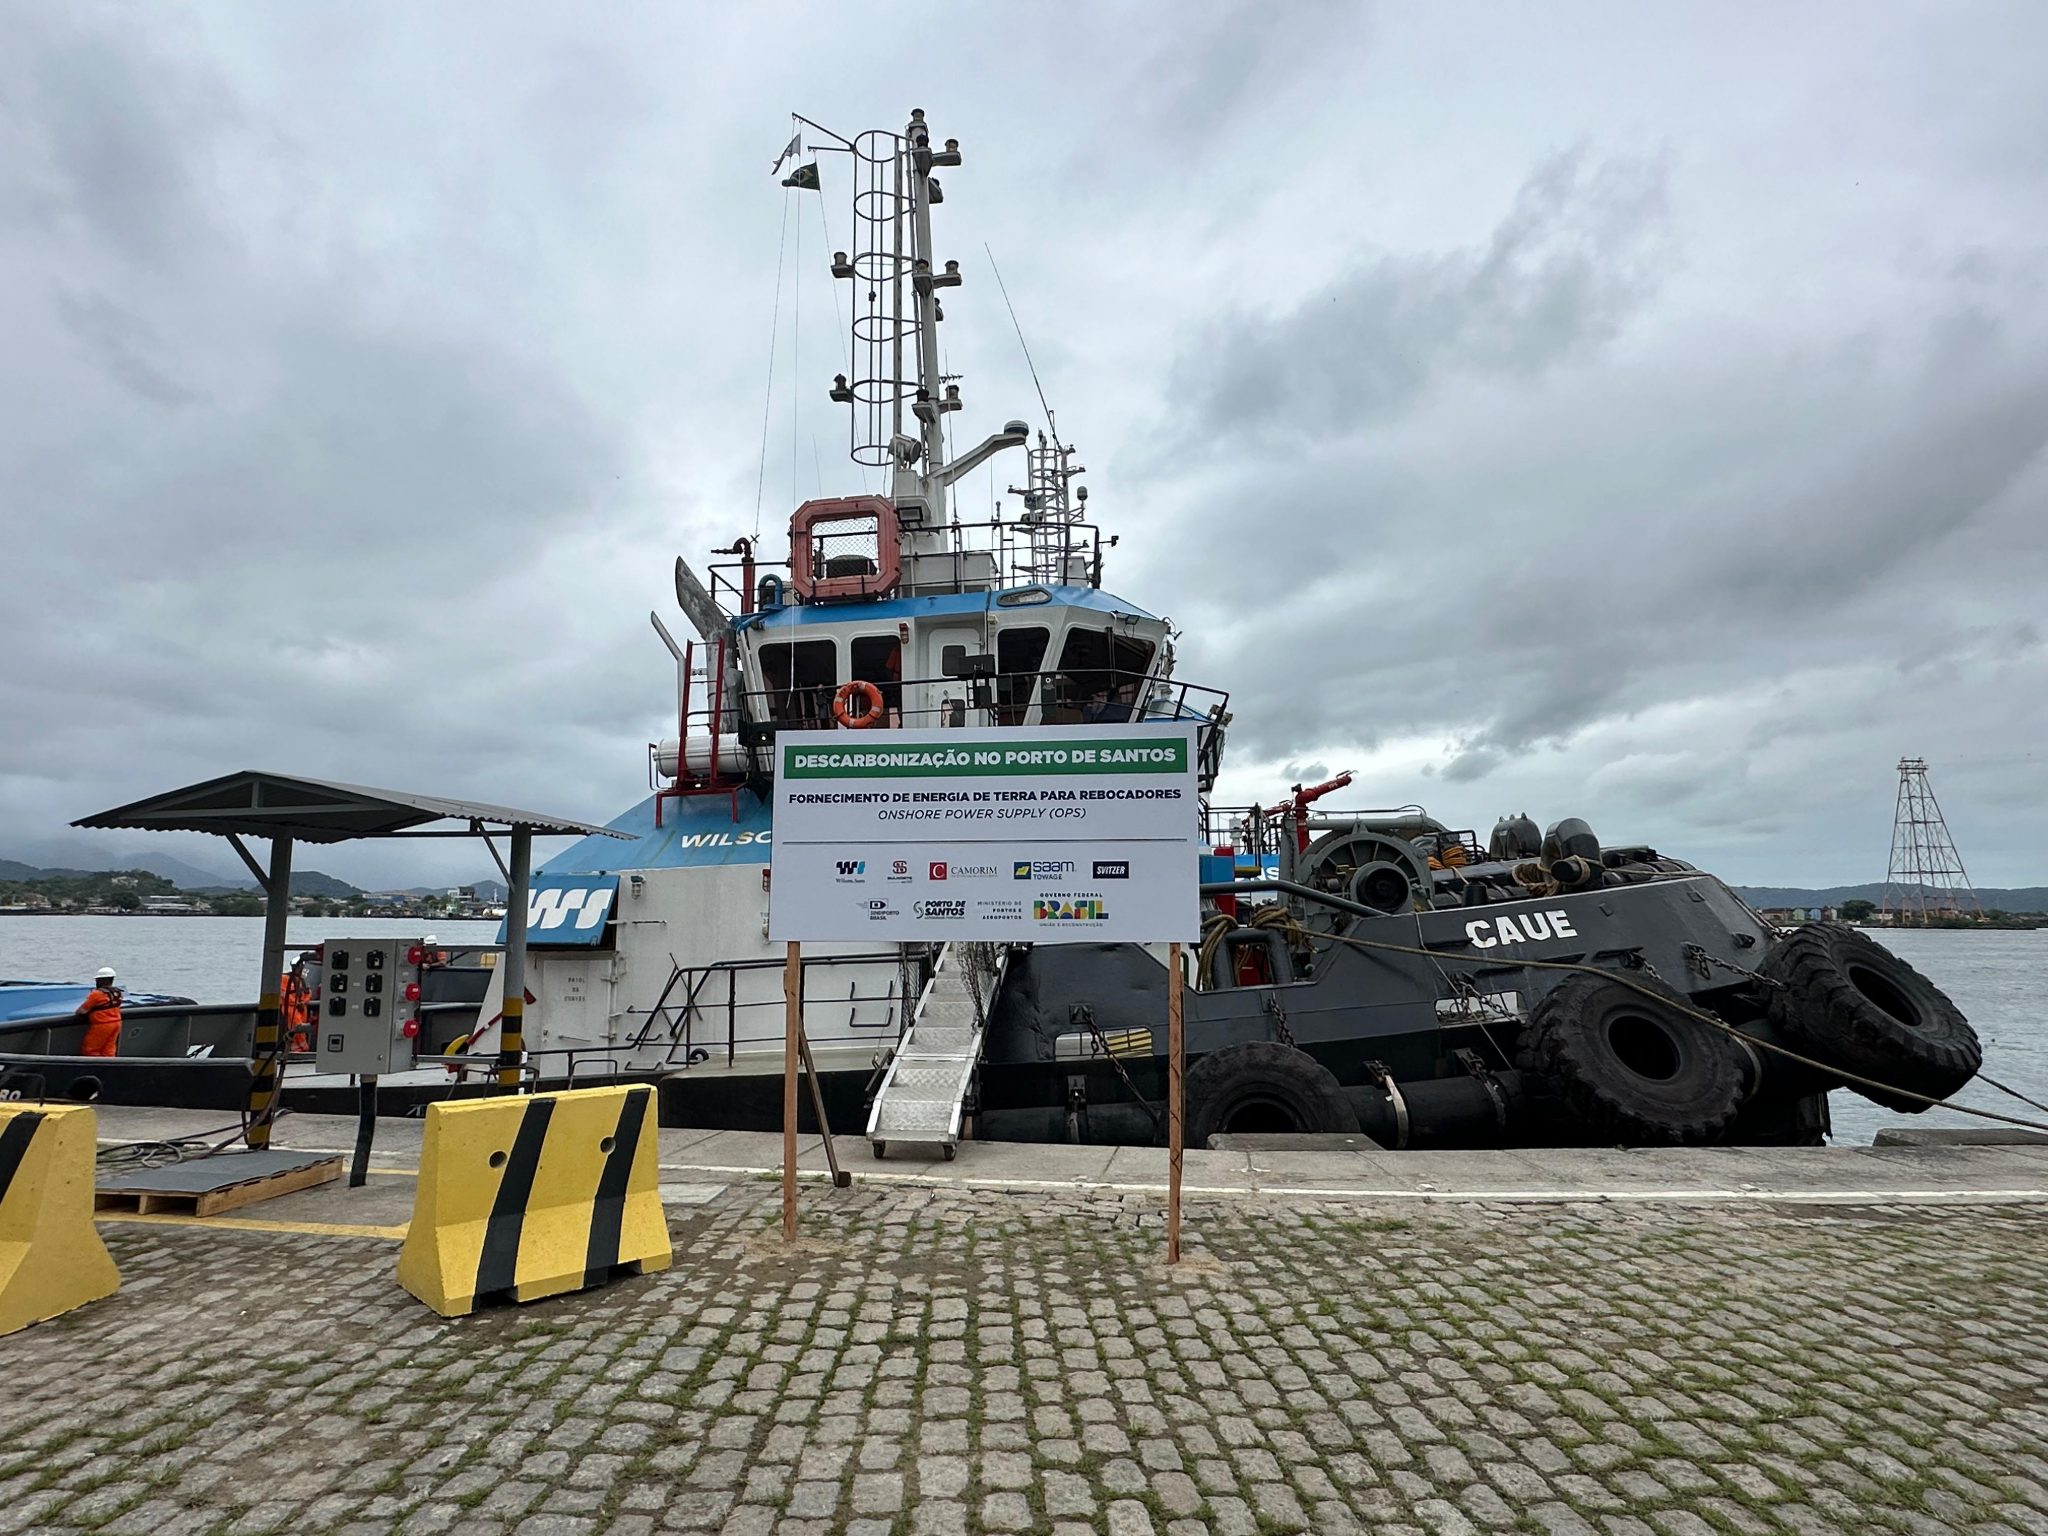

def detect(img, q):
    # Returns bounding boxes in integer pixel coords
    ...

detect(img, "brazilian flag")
[780,162,820,191]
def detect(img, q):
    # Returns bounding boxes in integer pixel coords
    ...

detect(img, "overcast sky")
[4,2,2045,890]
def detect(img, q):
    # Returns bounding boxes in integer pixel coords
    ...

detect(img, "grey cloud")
[1170,148,1672,451]
[27,29,220,271]
[5,2,2048,897]
[54,287,200,406]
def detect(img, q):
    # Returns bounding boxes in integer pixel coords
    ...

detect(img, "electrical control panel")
[313,938,427,1076]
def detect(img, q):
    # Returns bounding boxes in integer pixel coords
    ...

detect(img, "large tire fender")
[1183,1042,1358,1149]
[1515,972,1747,1145]
[1762,923,1979,1113]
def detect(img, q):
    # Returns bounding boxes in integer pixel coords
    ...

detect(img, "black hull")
[2,881,1940,1152]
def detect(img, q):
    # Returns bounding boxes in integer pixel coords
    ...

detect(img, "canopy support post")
[226,833,269,889]
[246,834,294,1149]
[499,826,532,1091]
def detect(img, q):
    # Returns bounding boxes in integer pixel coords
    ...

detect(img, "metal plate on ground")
[95,1150,344,1216]
[658,1183,726,1206]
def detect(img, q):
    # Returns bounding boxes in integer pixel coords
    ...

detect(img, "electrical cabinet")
[313,938,427,1075]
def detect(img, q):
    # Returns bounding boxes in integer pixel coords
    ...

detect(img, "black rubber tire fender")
[1183,1042,1359,1148]
[1515,972,1747,1145]
[1762,922,1980,1113]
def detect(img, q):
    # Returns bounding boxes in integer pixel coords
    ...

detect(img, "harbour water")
[3,916,2040,1145]
[0,915,502,1005]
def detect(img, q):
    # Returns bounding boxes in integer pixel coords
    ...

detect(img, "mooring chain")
[1682,941,1787,991]
[1263,993,1297,1048]
[1070,1003,1164,1138]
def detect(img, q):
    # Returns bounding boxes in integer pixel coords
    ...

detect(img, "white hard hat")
[95,967,117,981]
[423,934,439,945]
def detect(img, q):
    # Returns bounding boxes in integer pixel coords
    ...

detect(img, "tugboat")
[484,109,1982,1150]
[4,109,1983,1148]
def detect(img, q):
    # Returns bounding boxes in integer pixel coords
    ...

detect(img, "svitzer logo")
[1013,859,1078,880]
[1035,897,1110,920]
[913,899,966,919]
[1091,861,1130,879]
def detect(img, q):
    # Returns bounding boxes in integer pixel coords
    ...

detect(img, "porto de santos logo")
[1034,897,1110,921]
[913,899,967,920]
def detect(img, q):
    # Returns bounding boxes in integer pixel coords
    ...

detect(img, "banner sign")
[769,725,1200,943]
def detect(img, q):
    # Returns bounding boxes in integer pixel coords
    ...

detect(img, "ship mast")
[817,109,1025,555]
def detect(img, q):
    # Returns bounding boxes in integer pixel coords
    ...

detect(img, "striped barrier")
[396,1084,670,1317]
[0,1103,121,1336]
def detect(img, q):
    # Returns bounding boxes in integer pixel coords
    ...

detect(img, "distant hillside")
[0,840,248,890]
[187,870,364,898]
[1735,883,2048,913]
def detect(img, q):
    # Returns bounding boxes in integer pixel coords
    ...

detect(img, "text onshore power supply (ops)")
[313,938,428,1076]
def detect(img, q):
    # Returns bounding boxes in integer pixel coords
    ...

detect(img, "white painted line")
[646,1161,2048,1206]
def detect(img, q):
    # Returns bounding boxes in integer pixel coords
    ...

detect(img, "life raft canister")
[833,680,885,729]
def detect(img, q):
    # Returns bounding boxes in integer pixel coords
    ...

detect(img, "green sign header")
[783,736,1190,780]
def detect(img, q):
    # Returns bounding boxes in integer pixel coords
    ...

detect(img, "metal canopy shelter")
[75,770,627,1147]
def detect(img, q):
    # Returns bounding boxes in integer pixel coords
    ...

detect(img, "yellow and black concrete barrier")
[0,1103,122,1336]
[396,1083,670,1317]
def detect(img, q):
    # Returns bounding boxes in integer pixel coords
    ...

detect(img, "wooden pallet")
[95,1153,344,1217]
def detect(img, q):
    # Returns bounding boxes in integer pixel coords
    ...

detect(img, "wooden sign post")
[783,940,800,1243]
[1167,940,1184,1266]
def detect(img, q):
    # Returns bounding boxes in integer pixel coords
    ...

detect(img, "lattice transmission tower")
[1883,758,1981,925]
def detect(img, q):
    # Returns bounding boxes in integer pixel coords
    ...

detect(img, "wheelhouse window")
[993,626,1050,725]
[759,639,837,727]
[1050,628,1155,724]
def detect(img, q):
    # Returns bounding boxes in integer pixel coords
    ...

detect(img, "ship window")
[994,626,1050,725]
[849,634,902,722]
[1050,628,1154,724]
[759,639,837,726]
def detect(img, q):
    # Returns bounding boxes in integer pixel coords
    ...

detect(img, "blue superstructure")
[737,584,1160,632]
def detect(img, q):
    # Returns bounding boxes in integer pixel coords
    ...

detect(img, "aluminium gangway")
[865,944,1005,1160]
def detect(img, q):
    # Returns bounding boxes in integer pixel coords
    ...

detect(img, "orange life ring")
[833,680,885,728]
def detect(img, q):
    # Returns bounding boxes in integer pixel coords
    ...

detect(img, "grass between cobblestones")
[0,1186,2044,1536]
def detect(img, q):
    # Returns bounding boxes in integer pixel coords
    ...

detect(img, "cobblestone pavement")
[2,1186,2045,1536]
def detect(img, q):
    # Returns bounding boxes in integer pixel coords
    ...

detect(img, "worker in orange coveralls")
[74,967,124,1056]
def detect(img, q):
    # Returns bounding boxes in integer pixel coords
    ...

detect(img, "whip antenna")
[986,243,1060,450]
